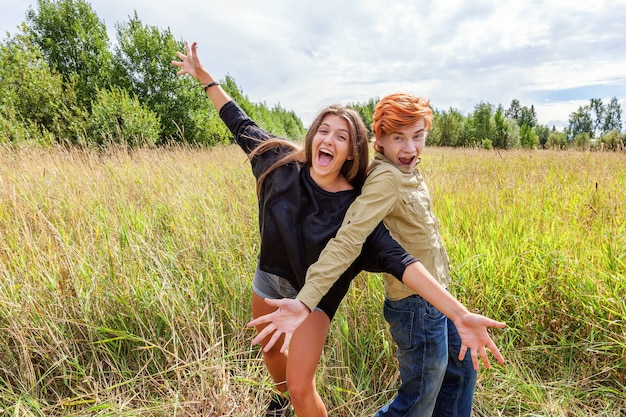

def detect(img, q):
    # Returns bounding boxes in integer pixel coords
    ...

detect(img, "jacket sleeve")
[296,168,400,312]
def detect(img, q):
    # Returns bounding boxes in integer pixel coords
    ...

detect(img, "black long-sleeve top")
[220,101,417,319]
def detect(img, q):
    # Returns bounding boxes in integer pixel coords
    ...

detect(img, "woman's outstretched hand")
[247,298,311,353]
[171,41,229,111]
[454,313,506,371]
[171,41,203,80]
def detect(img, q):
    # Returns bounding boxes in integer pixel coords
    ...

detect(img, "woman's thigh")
[286,311,330,385]
[251,291,287,350]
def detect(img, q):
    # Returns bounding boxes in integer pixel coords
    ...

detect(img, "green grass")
[0,144,624,416]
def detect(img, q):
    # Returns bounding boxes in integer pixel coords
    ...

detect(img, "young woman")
[172,42,503,417]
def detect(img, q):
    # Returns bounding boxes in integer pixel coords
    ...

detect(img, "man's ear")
[375,136,383,148]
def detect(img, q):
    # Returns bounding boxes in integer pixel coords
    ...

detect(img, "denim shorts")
[252,267,298,300]
[252,267,324,313]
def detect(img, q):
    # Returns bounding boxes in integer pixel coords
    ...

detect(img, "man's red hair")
[372,93,433,146]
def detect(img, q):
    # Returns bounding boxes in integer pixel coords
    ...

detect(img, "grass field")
[0,144,624,416]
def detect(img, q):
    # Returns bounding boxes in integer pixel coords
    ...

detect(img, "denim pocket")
[383,299,416,350]
[423,300,445,321]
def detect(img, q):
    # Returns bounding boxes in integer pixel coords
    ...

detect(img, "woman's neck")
[309,167,353,192]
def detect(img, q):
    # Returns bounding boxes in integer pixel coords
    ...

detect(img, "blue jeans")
[432,314,477,417]
[375,295,477,417]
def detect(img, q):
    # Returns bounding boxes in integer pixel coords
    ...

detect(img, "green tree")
[590,98,604,138]
[505,99,522,121]
[492,106,509,149]
[599,129,624,150]
[88,86,160,146]
[430,108,464,147]
[112,12,195,142]
[347,98,378,136]
[602,97,622,135]
[545,130,568,149]
[469,102,494,147]
[568,105,593,140]
[269,105,306,140]
[221,75,305,141]
[506,99,537,128]
[574,131,591,149]
[26,0,112,109]
[506,120,521,149]
[534,124,550,148]
[569,97,623,142]
[520,105,537,128]
[519,124,538,148]
[112,19,291,146]
[0,29,87,143]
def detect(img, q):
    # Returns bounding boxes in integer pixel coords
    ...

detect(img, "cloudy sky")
[2,0,625,129]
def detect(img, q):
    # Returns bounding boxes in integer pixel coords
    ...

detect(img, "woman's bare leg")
[252,292,289,393]
[287,310,330,417]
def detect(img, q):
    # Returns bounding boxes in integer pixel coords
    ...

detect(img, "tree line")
[1,0,624,150]
[0,0,305,146]
[347,97,624,150]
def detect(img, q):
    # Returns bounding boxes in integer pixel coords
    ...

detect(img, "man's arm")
[296,169,398,311]
[249,261,506,370]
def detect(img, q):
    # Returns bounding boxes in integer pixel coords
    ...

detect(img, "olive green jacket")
[296,151,451,312]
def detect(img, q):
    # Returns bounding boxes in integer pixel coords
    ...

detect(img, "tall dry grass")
[0,144,624,416]
[420,149,625,416]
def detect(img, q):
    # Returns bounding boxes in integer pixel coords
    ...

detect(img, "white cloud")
[1,0,625,130]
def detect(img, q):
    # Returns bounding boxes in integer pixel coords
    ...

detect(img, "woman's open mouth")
[317,149,334,167]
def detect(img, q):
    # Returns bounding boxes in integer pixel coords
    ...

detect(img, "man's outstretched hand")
[454,312,506,371]
[247,298,311,353]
